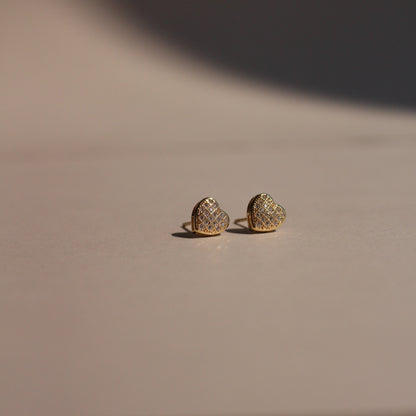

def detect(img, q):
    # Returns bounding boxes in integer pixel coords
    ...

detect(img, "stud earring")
[234,193,286,232]
[182,197,230,236]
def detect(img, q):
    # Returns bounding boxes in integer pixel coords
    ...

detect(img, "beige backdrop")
[1,1,416,415]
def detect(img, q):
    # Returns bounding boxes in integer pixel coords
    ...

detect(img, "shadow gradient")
[106,0,416,108]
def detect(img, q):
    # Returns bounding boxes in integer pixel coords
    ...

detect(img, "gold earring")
[182,197,230,236]
[234,193,286,232]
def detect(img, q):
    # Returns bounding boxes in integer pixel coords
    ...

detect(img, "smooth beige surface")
[1,2,416,415]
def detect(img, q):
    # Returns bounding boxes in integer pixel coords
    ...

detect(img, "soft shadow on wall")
[104,0,416,109]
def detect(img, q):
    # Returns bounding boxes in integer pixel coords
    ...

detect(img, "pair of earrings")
[182,193,286,236]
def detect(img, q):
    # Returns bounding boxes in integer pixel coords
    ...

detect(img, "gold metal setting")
[182,197,230,236]
[235,193,286,232]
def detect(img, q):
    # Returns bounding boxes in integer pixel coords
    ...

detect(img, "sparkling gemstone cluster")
[195,198,229,234]
[251,194,286,231]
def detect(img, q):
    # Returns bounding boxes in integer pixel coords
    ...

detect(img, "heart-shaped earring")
[182,197,230,236]
[235,193,286,232]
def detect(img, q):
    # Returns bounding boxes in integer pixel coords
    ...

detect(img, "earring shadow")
[171,232,205,239]
[226,228,256,234]
[171,225,220,239]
